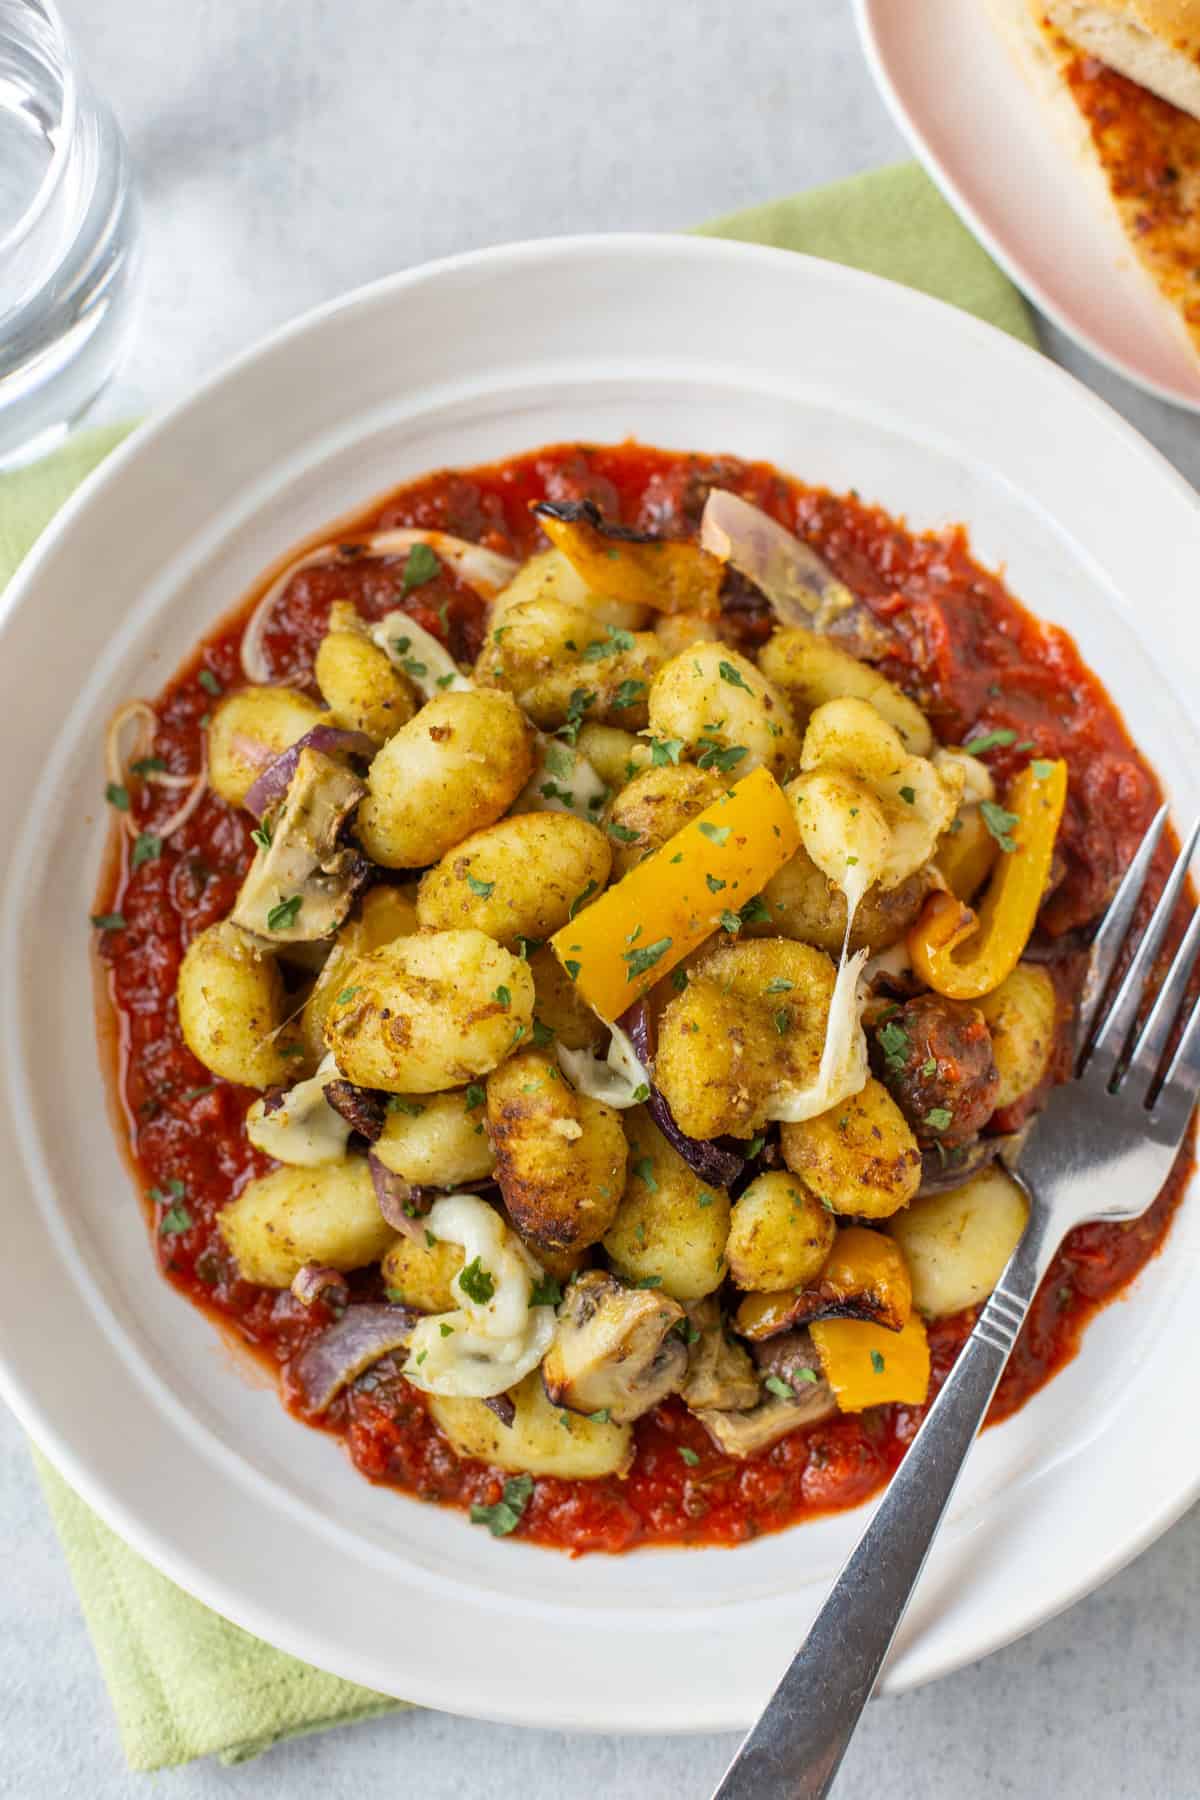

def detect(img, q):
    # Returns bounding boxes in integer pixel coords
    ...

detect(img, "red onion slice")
[290,1303,419,1414]
[243,727,375,820]
[290,1263,350,1311]
[699,490,855,631]
[621,1003,745,1188]
[325,1081,388,1142]
[368,1153,430,1239]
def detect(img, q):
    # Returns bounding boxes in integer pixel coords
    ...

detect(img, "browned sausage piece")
[872,993,999,1149]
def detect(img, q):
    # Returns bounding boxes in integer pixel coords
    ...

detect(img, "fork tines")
[1078,804,1200,1122]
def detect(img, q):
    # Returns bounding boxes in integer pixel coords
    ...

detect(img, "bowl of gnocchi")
[3,234,1200,1729]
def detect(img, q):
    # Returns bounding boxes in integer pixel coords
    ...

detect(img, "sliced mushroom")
[691,1329,835,1458]
[232,747,368,943]
[679,1298,759,1413]
[541,1269,687,1424]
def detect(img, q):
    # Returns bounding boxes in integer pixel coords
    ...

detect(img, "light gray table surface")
[5,2,1200,1795]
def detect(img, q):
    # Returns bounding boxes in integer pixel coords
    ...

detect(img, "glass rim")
[0,0,78,265]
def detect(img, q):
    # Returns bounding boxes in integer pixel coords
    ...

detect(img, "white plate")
[2,235,1200,1732]
[855,0,1200,412]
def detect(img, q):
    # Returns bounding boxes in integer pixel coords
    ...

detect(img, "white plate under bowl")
[3,236,1200,1733]
[855,0,1200,413]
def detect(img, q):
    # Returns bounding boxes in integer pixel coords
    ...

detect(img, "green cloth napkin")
[2,160,1034,1774]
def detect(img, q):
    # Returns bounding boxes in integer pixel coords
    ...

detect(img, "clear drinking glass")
[0,0,141,466]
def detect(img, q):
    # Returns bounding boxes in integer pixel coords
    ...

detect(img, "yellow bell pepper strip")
[908,758,1068,1002]
[735,1226,913,1340]
[549,765,800,1020]
[934,804,999,902]
[532,501,723,616]
[810,1312,931,1411]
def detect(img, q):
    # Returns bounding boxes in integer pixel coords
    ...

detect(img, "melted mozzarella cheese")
[245,1053,351,1166]
[402,1193,556,1399]
[556,1018,650,1109]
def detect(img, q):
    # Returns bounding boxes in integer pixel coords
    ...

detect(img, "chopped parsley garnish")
[739,895,772,926]
[633,1155,658,1191]
[251,818,273,851]
[698,821,730,846]
[384,1287,409,1305]
[607,820,640,844]
[336,986,359,1005]
[558,686,597,745]
[678,1445,700,1467]
[773,1010,790,1036]
[492,985,511,1010]
[464,1083,486,1110]
[898,785,915,805]
[631,1083,650,1103]
[182,1083,217,1101]
[470,1473,534,1538]
[458,1257,496,1304]
[266,894,302,931]
[439,1321,455,1337]
[870,1349,887,1375]
[921,1056,937,1078]
[980,799,1020,853]
[401,656,428,680]
[105,781,130,811]
[965,727,1016,754]
[564,959,581,981]
[400,541,441,595]
[706,873,726,893]
[569,879,599,919]
[623,936,672,980]
[650,736,684,766]
[766,978,793,994]
[588,1409,611,1424]
[514,934,543,958]
[466,873,495,898]
[529,1275,563,1309]
[1031,759,1055,779]
[130,755,167,776]
[436,672,456,689]
[581,625,635,661]
[197,669,223,696]
[718,659,752,692]
[671,967,688,992]
[793,1367,818,1384]
[532,1019,555,1048]
[131,832,162,869]
[745,1133,766,1158]
[925,1106,954,1133]
[877,1020,910,1071]
[697,1191,714,1209]
[636,1275,663,1289]
[90,912,126,931]
[611,678,647,711]
[763,1374,794,1399]
[544,742,574,779]
[390,1097,426,1116]
[696,739,748,774]
[719,909,742,934]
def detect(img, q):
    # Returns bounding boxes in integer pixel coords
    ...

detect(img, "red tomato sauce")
[93,441,1190,1555]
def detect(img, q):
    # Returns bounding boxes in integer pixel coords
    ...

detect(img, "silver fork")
[712,803,1200,1800]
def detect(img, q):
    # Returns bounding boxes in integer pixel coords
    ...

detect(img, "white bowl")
[2,235,1199,1732]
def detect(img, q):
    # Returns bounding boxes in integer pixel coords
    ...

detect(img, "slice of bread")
[1046,2,1200,120]
[986,0,1200,359]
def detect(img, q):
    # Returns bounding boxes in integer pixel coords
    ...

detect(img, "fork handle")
[710,1199,1047,1800]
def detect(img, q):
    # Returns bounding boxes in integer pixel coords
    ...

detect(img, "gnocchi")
[781,1076,921,1219]
[416,812,612,948]
[647,640,800,780]
[602,1108,732,1299]
[218,1159,393,1288]
[176,919,299,1088]
[356,689,534,868]
[487,1049,627,1250]
[325,929,534,1092]
[207,685,324,808]
[888,1166,1029,1317]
